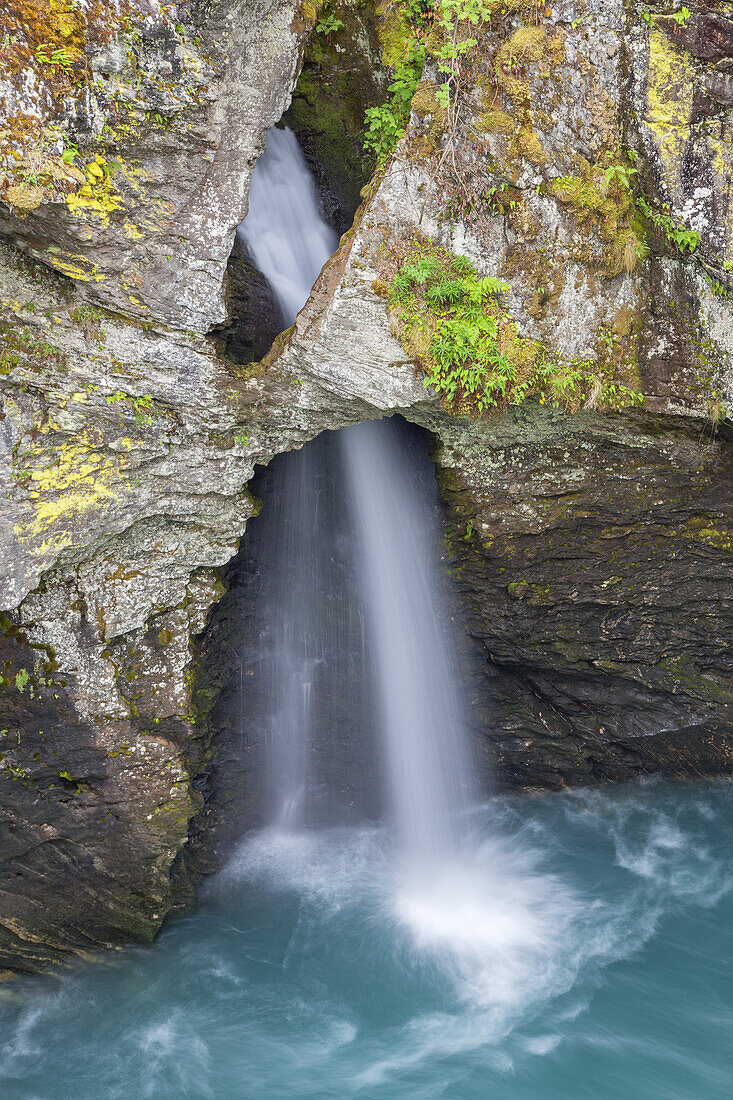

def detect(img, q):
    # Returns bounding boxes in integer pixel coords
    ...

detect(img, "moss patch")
[550,159,648,276]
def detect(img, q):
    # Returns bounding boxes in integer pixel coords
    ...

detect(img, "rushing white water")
[237,126,339,826]
[238,125,338,326]
[258,442,319,827]
[341,420,475,859]
[240,125,477,853]
[4,781,732,1099]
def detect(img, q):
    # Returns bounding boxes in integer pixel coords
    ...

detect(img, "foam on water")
[1,782,732,1098]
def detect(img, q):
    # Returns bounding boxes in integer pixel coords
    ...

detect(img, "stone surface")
[436,406,733,789]
[0,0,732,974]
[633,6,733,292]
[0,0,308,331]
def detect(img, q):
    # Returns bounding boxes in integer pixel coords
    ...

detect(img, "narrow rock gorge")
[1,0,731,976]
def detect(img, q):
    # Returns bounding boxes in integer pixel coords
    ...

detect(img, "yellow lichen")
[644,21,695,193]
[45,249,107,282]
[644,21,733,260]
[16,433,125,541]
[65,155,123,224]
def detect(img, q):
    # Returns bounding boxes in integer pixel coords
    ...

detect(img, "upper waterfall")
[238,125,338,327]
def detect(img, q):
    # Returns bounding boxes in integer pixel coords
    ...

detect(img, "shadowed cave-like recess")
[187,417,495,869]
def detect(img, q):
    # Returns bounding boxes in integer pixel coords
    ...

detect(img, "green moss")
[550,161,648,276]
[376,0,415,67]
[285,0,386,209]
[507,579,552,603]
[683,516,733,552]
[658,656,733,703]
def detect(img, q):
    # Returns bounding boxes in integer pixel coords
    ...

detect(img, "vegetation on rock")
[382,242,644,414]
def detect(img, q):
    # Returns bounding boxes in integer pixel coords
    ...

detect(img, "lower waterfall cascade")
[1,125,732,1100]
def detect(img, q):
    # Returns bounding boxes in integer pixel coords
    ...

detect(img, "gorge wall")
[0,0,731,974]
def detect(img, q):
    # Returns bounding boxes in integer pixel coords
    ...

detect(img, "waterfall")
[257,442,319,828]
[341,420,474,858]
[239,124,475,847]
[239,126,337,326]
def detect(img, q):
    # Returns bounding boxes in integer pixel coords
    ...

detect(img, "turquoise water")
[1,778,732,1099]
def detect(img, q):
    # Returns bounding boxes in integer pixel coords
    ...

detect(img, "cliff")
[0,0,731,973]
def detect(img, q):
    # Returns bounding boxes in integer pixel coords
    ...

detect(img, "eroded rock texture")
[0,0,732,973]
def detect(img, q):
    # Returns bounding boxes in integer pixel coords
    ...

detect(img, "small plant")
[637,195,701,254]
[35,44,75,73]
[706,393,726,427]
[71,303,106,346]
[672,7,691,27]
[433,0,493,110]
[385,243,644,414]
[604,164,638,191]
[485,182,519,214]
[706,277,728,299]
[14,669,30,693]
[106,392,154,424]
[61,141,79,164]
[146,110,173,130]
[364,46,425,167]
[316,10,345,36]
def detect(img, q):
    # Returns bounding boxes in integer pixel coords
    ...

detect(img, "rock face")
[282,0,389,230]
[437,408,733,789]
[0,0,308,330]
[0,0,732,973]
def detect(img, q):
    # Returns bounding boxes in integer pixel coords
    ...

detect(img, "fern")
[387,243,644,415]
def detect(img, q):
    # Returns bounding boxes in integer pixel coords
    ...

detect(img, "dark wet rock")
[282,0,388,231]
[435,407,733,791]
[702,70,733,105]
[658,11,733,64]
[212,233,285,365]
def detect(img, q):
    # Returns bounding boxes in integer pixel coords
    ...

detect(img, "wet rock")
[702,70,733,106]
[658,11,733,63]
[282,0,389,231]
[212,233,285,364]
